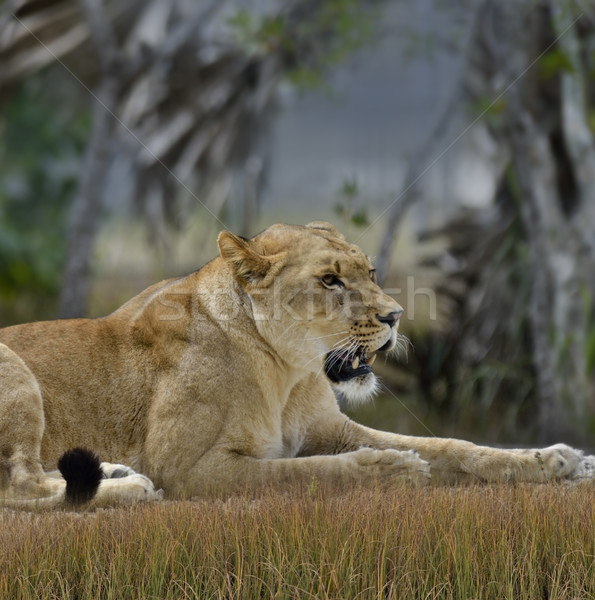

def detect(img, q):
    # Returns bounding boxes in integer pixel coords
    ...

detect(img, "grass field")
[1,483,593,600]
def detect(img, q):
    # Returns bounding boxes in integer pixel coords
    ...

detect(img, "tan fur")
[0,222,592,508]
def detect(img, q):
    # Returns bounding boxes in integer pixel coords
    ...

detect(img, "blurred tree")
[0,0,381,318]
[0,72,89,323]
[379,0,595,444]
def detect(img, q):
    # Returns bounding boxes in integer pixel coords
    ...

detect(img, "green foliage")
[339,176,359,199]
[0,71,90,323]
[228,0,378,91]
[469,96,507,129]
[333,176,370,228]
[539,48,574,79]
[226,9,257,48]
[472,47,575,129]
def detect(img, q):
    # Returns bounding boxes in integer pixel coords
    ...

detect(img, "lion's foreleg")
[340,422,592,483]
[182,449,430,497]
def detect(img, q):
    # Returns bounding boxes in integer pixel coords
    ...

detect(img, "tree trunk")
[58,0,121,318]
[387,0,595,443]
[481,0,593,442]
[507,101,570,441]
[57,77,118,318]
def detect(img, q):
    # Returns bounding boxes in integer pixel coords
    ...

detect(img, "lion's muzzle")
[324,347,377,383]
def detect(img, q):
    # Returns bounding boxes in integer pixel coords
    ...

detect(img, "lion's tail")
[0,447,103,510]
[58,447,103,506]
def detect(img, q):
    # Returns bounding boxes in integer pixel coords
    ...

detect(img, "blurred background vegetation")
[1,0,594,448]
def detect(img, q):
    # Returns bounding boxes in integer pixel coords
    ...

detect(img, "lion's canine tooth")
[352,356,360,370]
[368,354,377,366]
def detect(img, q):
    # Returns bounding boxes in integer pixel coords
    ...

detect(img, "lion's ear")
[217,231,272,286]
[305,221,345,240]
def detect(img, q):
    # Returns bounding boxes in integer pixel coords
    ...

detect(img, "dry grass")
[1,482,593,600]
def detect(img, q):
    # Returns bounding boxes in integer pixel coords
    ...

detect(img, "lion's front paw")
[535,444,584,480]
[352,448,431,484]
[96,472,163,505]
[121,473,164,502]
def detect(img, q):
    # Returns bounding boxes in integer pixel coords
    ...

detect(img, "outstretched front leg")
[149,447,430,498]
[368,432,594,483]
[304,413,594,484]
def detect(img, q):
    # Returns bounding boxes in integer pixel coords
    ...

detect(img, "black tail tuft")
[57,447,103,506]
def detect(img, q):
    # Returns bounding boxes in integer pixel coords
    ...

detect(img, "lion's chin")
[324,332,396,407]
[331,372,379,408]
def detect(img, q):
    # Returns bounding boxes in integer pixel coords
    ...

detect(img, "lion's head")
[217,221,404,405]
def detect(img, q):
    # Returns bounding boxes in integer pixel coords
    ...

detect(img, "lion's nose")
[376,310,403,328]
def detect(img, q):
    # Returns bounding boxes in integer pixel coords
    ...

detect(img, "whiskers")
[273,320,300,343]
[302,330,349,342]
[302,332,351,371]
[305,334,359,376]
[300,327,413,377]
[391,332,412,361]
[324,338,360,373]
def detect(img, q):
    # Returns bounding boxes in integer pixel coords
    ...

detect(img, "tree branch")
[375,1,483,283]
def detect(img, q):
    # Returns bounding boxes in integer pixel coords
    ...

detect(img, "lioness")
[0,222,593,508]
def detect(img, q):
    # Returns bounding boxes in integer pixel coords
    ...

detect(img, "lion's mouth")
[324,347,378,383]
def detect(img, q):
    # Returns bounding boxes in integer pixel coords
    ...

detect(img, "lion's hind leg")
[0,343,66,507]
[3,447,162,510]
[0,343,161,509]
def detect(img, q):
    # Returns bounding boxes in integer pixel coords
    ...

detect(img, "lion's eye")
[321,274,344,289]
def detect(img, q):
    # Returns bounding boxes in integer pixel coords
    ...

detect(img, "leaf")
[287,66,323,91]
[227,9,255,46]
[470,96,507,129]
[340,177,359,199]
[257,16,285,44]
[350,209,369,228]
[539,49,574,80]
